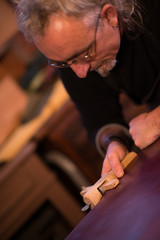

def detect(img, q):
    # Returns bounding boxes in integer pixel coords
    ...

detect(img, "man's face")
[34,10,121,78]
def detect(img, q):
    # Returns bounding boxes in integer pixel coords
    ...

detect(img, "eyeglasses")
[48,12,100,68]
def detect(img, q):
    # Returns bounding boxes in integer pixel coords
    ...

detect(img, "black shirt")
[59,0,160,144]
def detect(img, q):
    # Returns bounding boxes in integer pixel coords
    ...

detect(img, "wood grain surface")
[66,138,160,240]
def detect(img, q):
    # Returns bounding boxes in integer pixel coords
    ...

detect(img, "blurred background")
[0,1,104,239]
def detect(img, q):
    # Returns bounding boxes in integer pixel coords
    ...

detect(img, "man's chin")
[95,59,117,78]
[96,68,110,77]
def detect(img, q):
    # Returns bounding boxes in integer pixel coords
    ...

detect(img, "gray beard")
[96,59,117,77]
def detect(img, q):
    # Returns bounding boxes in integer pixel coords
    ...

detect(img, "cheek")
[90,38,120,70]
[97,30,121,59]
[102,39,120,57]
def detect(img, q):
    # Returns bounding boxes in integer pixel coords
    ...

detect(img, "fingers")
[102,154,124,178]
[101,141,128,178]
[109,152,124,178]
[101,156,111,177]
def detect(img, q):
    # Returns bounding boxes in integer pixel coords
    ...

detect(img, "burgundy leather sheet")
[66,139,160,240]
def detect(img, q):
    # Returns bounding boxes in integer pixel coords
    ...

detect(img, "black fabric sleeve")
[58,68,128,144]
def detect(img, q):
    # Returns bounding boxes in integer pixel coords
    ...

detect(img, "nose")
[70,63,91,78]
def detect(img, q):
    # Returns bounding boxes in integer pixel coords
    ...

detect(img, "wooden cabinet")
[0,143,84,240]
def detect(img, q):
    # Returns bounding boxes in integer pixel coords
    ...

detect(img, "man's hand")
[101,141,128,178]
[129,106,160,149]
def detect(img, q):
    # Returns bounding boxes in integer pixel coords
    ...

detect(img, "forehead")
[34,13,92,61]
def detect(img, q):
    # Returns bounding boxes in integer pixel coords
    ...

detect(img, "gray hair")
[12,0,143,40]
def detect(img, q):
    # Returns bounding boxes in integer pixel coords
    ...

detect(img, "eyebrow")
[49,41,93,63]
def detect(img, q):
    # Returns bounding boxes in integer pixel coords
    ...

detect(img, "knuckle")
[134,139,141,148]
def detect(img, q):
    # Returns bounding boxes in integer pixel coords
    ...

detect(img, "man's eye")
[75,51,88,60]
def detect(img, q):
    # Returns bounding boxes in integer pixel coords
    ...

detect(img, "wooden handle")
[81,152,137,209]
[121,152,137,169]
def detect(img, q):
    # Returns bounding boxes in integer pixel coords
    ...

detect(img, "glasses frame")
[48,11,101,68]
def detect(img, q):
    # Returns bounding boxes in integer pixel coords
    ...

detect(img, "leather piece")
[66,138,160,240]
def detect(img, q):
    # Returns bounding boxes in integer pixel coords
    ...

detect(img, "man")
[13,0,160,178]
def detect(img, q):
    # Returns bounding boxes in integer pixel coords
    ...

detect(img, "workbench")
[66,138,160,240]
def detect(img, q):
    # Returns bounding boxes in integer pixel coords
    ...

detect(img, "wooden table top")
[66,139,160,240]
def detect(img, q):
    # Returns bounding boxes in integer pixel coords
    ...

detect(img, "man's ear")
[100,4,118,28]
